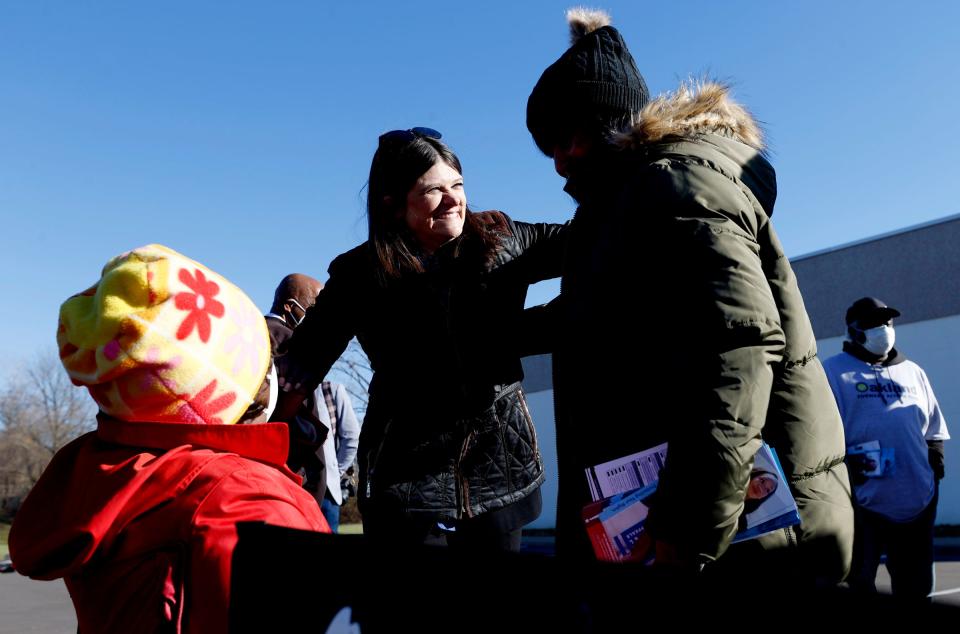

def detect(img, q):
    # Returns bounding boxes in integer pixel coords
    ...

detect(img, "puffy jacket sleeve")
[277,253,359,395]
[188,458,328,634]
[639,161,786,563]
[519,295,565,357]
[504,215,569,284]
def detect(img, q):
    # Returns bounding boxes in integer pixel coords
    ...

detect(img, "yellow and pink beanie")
[57,244,271,426]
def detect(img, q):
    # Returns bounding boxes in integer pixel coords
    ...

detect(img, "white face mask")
[264,364,279,421]
[860,325,896,357]
[287,298,308,327]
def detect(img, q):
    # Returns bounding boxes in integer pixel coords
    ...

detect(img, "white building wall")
[523,389,558,529]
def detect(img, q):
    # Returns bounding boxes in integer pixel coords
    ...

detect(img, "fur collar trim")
[617,81,764,151]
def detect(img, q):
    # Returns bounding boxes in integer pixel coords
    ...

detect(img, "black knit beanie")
[527,9,649,156]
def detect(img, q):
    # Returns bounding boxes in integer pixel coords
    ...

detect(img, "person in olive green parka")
[525,8,853,583]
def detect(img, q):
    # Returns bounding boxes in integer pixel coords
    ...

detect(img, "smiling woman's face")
[403,160,466,253]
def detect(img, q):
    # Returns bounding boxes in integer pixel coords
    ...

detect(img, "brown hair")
[366,133,499,281]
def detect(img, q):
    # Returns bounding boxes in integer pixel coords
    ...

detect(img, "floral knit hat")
[57,244,271,425]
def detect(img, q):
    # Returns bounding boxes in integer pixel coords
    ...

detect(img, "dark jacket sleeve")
[504,215,569,284]
[519,296,564,357]
[280,254,358,394]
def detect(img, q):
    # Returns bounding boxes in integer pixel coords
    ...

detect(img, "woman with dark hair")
[274,128,566,551]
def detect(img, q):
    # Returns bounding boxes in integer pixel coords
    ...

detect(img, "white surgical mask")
[264,364,279,421]
[287,298,308,327]
[860,325,895,357]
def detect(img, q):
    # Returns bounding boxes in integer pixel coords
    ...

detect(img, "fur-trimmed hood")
[613,80,777,218]
[617,81,764,152]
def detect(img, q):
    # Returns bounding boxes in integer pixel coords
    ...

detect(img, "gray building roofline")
[794,212,960,262]
[791,213,960,339]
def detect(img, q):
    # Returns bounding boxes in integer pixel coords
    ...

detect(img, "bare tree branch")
[329,339,371,416]
[0,352,95,508]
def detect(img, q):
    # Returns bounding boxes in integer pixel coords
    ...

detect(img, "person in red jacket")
[9,244,329,634]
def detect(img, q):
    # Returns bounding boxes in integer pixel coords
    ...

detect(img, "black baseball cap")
[845,297,901,326]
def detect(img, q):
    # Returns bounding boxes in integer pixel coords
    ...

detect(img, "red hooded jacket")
[10,415,329,633]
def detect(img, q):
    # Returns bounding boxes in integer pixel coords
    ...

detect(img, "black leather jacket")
[285,211,566,520]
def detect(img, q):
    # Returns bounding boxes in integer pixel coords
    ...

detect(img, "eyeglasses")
[378,126,442,146]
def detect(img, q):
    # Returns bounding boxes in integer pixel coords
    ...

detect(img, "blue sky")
[2,1,959,372]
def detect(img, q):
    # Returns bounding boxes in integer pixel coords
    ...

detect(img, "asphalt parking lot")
[3,556,960,633]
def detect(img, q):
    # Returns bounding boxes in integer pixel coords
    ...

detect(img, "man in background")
[315,380,360,532]
[267,274,328,508]
[822,297,949,600]
[267,274,361,531]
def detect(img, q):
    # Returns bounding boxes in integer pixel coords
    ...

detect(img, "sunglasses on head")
[378,127,442,146]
